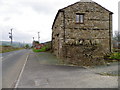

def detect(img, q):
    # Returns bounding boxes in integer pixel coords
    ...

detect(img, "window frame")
[76,13,84,24]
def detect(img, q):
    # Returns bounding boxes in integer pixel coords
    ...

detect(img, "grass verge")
[0,45,23,53]
[33,44,51,52]
[33,47,46,52]
[104,52,120,62]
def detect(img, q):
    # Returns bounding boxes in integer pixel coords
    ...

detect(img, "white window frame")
[76,14,84,24]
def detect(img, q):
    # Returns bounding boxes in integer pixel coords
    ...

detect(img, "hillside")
[0,41,32,47]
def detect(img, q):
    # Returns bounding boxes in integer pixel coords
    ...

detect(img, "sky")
[0,0,119,43]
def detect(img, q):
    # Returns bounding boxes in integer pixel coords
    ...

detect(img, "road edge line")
[14,53,29,88]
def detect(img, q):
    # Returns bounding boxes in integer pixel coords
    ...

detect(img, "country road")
[2,49,30,88]
[17,51,118,88]
[1,50,119,88]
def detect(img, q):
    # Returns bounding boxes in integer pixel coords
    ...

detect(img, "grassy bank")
[0,45,23,53]
[104,52,120,62]
[33,45,51,52]
[109,52,120,60]
[33,47,46,52]
[33,41,51,53]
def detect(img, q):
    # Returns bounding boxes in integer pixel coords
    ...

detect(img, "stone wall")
[52,11,64,57]
[62,43,106,66]
[52,1,113,66]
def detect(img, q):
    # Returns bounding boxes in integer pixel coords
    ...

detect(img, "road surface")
[2,49,30,88]
[17,52,118,88]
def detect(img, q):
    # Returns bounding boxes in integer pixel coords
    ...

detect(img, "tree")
[113,30,120,49]
[114,31,120,42]
[25,44,29,49]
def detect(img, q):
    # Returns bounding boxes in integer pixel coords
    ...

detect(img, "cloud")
[1,25,33,43]
[21,2,55,14]
[0,0,119,43]
[3,17,11,22]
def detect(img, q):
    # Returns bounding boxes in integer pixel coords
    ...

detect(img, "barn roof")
[80,0,93,2]
[52,1,113,29]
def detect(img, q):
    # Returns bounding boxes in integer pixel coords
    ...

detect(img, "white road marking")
[14,53,29,88]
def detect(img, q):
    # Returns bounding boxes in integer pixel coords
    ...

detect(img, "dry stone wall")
[62,44,106,66]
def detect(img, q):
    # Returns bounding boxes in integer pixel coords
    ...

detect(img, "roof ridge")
[80,0,93,2]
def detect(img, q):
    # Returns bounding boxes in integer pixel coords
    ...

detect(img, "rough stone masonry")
[52,0,113,66]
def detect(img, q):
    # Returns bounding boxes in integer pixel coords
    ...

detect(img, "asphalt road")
[17,52,118,88]
[2,49,30,88]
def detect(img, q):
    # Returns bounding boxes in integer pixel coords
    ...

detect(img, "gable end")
[52,9,64,29]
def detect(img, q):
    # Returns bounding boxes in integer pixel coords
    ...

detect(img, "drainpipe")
[51,32,53,52]
[109,13,113,52]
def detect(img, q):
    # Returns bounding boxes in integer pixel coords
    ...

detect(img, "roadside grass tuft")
[104,52,120,62]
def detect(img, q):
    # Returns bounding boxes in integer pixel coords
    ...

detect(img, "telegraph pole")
[33,37,34,41]
[38,32,40,43]
[9,28,13,45]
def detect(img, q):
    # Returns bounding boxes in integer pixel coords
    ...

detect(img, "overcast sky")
[0,0,119,43]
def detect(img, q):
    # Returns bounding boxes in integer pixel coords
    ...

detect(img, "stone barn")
[52,0,113,66]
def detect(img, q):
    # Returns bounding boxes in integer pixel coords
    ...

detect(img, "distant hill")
[0,41,32,48]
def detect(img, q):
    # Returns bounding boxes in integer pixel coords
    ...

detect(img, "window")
[76,14,84,23]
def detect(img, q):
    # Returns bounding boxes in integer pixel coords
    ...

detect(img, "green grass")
[33,47,46,52]
[0,45,23,53]
[109,52,120,60]
[33,44,51,53]
[1,48,23,53]
[104,52,120,62]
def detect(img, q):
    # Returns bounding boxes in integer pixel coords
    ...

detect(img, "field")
[0,45,23,53]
